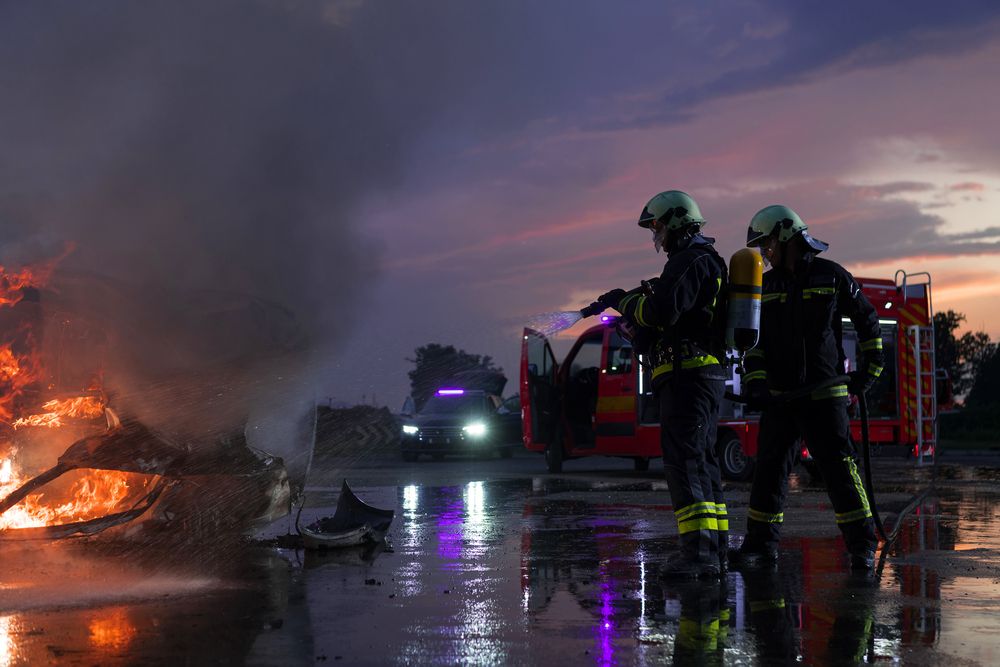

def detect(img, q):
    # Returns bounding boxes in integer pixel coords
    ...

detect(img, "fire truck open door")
[520,328,560,449]
[594,327,638,452]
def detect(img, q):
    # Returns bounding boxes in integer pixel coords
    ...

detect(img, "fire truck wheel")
[718,431,753,481]
[545,441,563,473]
[633,457,650,472]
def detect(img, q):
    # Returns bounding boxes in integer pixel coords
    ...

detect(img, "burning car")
[0,262,313,542]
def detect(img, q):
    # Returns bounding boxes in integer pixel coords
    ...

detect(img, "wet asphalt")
[3,449,1000,665]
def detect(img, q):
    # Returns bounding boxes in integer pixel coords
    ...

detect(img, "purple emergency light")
[436,388,465,395]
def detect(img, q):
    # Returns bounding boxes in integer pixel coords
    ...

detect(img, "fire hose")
[727,374,887,543]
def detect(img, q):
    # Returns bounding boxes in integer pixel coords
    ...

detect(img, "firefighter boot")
[730,538,779,570]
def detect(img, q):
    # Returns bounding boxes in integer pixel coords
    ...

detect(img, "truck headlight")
[463,422,487,437]
[402,425,419,435]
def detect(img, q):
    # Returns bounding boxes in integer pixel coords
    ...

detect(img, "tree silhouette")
[934,310,996,400]
[406,343,503,411]
[965,346,1000,408]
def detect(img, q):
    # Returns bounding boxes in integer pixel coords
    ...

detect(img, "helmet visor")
[638,206,656,228]
[800,230,829,253]
[746,226,768,247]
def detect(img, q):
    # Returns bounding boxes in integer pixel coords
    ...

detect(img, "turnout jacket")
[743,254,883,399]
[616,235,727,385]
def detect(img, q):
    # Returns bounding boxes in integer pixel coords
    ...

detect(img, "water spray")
[523,299,610,337]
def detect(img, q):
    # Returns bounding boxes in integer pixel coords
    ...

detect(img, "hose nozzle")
[580,301,606,318]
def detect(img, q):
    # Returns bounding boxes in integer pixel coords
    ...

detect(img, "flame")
[88,608,137,652]
[0,463,147,531]
[0,324,42,424]
[0,245,72,308]
[12,396,106,429]
[0,250,144,532]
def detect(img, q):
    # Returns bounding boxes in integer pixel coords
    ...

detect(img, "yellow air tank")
[726,248,764,354]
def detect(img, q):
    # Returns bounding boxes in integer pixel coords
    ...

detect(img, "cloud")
[951,182,987,191]
[855,182,936,199]
[611,2,1000,130]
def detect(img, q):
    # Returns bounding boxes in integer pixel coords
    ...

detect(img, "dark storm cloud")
[616,1,1000,129]
[940,227,1000,242]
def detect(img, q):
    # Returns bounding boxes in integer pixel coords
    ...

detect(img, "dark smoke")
[0,1,403,482]
[0,1,391,334]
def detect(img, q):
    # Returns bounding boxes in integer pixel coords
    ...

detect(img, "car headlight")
[402,425,419,435]
[463,422,487,437]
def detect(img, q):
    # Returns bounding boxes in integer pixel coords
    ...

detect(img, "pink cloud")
[950,182,986,191]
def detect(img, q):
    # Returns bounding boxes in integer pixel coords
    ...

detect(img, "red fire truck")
[520,270,943,479]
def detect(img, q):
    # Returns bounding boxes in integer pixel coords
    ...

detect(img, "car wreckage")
[0,268,315,542]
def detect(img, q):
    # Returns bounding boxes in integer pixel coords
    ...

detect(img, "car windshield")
[420,394,489,415]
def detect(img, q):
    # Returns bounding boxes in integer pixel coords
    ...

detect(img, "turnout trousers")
[658,371,727,565]
[745,397,877,554]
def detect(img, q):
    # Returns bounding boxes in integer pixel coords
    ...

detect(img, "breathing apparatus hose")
[727,374,886,542]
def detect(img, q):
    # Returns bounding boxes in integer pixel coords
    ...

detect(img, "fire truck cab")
[520,271,940,478]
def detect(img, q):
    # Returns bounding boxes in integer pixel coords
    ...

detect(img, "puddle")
[0,474,999,664]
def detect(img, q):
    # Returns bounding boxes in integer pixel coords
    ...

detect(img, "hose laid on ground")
[859,392,887,542]
[727,374,887,542]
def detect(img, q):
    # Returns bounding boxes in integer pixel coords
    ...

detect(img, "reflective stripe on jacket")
[743,255,883,395]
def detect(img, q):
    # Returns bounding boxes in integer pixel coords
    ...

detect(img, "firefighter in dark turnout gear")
[736,204,883,571]
[597,190,729,579]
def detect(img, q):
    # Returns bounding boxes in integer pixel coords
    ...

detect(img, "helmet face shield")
[638,205,657,229]
[800,230,829,253]
[746,225,770,248]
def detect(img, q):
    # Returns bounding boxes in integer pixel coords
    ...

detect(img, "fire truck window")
[566,334,602,445]
[568,335,603,379]
[843,321,898,419]
[605,331,633,375]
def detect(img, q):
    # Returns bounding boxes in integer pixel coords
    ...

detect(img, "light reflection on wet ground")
[1,461,999,665]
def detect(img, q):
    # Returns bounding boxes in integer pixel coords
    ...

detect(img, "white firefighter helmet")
[746,204,828,252]
[637,190,706,231]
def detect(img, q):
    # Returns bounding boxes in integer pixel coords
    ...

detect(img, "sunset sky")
[2,2,999,409]
[332,1,1000,407]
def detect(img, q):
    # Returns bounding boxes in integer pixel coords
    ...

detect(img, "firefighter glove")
[597,288,628,310]
[848,370,875,396]
[744,380,772,410]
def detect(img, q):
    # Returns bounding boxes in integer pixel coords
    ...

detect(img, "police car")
[400,388,519,461]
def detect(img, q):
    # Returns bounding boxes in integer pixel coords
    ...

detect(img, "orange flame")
[0,247,143,532]
[0,324,42,424]
[12,396,106,429]
[0,244,73,308]
[0,464,148,530]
